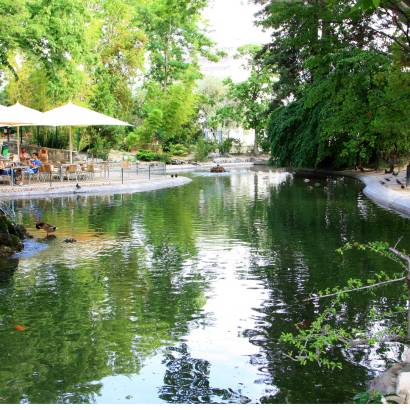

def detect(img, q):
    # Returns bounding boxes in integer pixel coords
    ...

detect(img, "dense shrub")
[218,138,237,155]
[194,139,216,162]
[136,149,158,161]
[170,143,189,156]
[136,149,170,163]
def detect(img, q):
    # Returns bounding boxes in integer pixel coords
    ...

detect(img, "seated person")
[25,153,42,174]
[0,160,18,184]
[19,148,30,163]
[0,160,8,175]
[1,144,9,159]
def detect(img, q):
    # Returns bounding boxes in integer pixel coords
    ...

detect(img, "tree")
[136,0,221,91]
[132,79,199,150]
[224,45,277,152]
[254,0,410,168]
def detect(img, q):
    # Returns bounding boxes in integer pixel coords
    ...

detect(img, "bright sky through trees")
[201,0,270,81]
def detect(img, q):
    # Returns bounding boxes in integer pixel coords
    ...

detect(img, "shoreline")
[0,161,255,200]
[359,174,410,218]
[0,161,409,219]
[292,167,410,218]
[0,176,192,200]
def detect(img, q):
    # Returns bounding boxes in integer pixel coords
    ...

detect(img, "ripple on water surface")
[0,169,410,404]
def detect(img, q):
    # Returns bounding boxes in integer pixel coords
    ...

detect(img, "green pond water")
[0,167,409,404]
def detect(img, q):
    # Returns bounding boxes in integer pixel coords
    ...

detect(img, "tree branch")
[304,276,406,302]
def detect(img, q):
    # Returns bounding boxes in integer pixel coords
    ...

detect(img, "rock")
[396,372,410,396]
[210,165,226,173]
[64,238,77,243]
[369,363,410,397]
[0,214,27,257]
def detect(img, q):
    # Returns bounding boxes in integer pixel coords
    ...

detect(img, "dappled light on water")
[0,168,410,403]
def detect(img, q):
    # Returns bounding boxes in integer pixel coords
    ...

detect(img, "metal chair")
[65,164,78,181]
[86,164,95,180]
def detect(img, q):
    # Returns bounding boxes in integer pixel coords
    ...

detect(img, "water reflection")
[0,168,409,403]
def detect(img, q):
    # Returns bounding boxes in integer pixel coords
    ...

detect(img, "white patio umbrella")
[0,103,40,159]
[42,102,132,163]
[4,103,48,158]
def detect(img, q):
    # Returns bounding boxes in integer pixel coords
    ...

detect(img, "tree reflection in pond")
[159,343,251,404]
[1,170,410,403]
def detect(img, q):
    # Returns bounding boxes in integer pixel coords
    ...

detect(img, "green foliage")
[136,149,159,162]
[136,149,170,163]
[137,0,220,90]
[223,45,276,152]
[257,0,410,168]
[0,0,215,156]
[280,241,409,369]
[137,81,199,150]
[194,138,215,162]
[170,143,189,157]
[218,138,236,155]
[353,391,384,404]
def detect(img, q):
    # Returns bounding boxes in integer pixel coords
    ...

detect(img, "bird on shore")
[396,179,403,185]
[36,222,57,237]
[385,177,391,181]
[75,183,81,190]
[380,181,386,185]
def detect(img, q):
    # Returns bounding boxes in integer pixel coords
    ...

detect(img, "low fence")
[5,141,72,162]
[0,160,167,188]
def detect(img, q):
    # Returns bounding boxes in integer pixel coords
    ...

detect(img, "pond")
[1,167,410,404]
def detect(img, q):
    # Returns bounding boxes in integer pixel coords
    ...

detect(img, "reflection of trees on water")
[0,187,209,403]
[159,343,250,404]
[0,257,19,282]
[4,171,410,403]
[240,176,410,403]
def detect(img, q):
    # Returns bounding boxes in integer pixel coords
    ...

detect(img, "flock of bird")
[380,176,406,189]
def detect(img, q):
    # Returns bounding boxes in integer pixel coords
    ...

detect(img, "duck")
[295,319,311,330]
[36,222,57,236]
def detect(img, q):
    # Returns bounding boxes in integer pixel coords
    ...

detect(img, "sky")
[200,0,271,82]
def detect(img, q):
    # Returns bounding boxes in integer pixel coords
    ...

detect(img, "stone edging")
[0,176,192,200]
[359,175,410,218]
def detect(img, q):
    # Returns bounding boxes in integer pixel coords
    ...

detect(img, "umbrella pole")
[69,126,73,164]
[17,126,20,162]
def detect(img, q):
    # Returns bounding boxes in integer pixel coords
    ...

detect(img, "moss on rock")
[0,213,26,256]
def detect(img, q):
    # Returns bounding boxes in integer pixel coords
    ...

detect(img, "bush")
[124,130,142,150]
[194,139,216,162]
[136,149,157,161]
[157,153,171,164]
[136,149,170,163]
[218,138,236,155]
[170,143,189,156]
